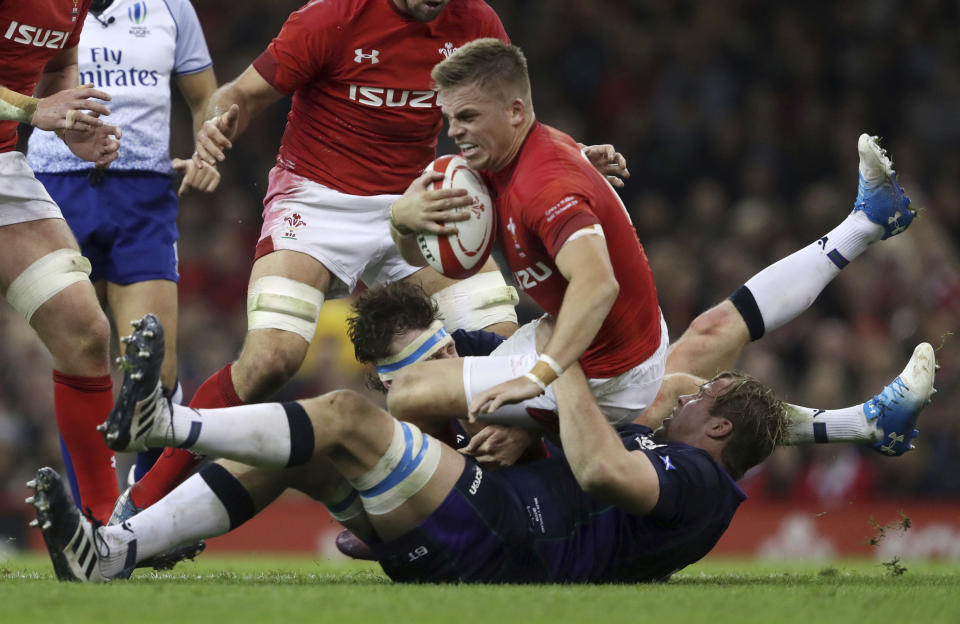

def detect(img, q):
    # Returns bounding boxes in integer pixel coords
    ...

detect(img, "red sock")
[130,363,243,509]
[54,371,118,524]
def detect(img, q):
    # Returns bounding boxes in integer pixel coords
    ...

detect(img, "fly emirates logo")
[4,21,70,49]
[347,84,439,109]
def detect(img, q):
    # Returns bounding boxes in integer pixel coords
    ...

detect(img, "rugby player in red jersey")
[388,39,922,459]
[120,0,545,518]
[389,37,665,429]
[0,0,122,522]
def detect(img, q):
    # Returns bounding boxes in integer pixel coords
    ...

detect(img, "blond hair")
[431,38,532,108]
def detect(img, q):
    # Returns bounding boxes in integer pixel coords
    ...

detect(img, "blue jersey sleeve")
[618,424,745,526]
[452,329,506,357]
[168,0,212,74]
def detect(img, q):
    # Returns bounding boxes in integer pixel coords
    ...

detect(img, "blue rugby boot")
[99,314,171,452]
[864,342,937,456]
[854,134,914,239]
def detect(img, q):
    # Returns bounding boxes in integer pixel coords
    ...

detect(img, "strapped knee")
[347,420,441,515]
[247,276,325,343]
[5,249,92,322]
[432,271,519,332]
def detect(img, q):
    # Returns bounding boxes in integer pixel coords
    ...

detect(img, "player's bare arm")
[468,234,619,419]
[389,167,473,266]
[173,68,220,195]
[578,143,631,188]
[554,363,660,515]
[193,65,284,168]
[5,47,113,133]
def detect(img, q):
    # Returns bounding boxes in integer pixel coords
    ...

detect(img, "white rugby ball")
[416,155,496,280]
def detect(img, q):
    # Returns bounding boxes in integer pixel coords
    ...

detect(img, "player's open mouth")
[459,143,479,159]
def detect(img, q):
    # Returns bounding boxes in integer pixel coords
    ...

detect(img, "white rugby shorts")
[0,152,64,227]
[258,166,420,298]
[463,311,670,428]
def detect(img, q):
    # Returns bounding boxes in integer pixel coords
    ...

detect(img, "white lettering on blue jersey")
[27,0,212,174]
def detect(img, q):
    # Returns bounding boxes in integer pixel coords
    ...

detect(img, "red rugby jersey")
[486,122,662,378]
[0,0,92,153]
[252,0,508,196]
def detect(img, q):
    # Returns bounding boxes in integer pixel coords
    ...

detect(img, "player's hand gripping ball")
[416,155,496,280]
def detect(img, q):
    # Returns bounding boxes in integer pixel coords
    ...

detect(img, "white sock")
[152,402,304,469]
[783,403,879,445]
[98,473,232,577]
[742,211,883,336]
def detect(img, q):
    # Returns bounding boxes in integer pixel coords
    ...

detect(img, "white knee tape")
[5,249,91,323]
[432,271,519,332]
[349,420,441,516]
[324,481,364,523]
[247,276,324,343]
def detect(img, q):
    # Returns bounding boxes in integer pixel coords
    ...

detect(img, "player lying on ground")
[30,308,936,582]
[386,39,917,457]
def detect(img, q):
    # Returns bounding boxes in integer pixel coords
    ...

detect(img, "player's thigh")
[248,249,333,294]
[0,218,81,292]
[664,300,750,378]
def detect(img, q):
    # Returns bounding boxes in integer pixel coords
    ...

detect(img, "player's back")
[0,0,91,152]
[253,0,507,195]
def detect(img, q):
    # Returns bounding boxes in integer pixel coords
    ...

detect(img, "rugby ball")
[416,155,496,280]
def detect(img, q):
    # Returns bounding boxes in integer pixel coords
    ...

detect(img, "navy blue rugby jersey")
[501,423,746,582]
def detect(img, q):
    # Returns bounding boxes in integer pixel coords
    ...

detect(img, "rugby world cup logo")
[128,1,147,24]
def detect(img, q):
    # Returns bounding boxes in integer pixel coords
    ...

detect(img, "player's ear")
[706,417,733,440]
[507,97,526,125]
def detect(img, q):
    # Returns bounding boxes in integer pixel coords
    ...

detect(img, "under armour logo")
[880,431,905,455]
[354,49,379,64]
[887,211,907,236]
[660,455,675,471]
[817,236,828,249]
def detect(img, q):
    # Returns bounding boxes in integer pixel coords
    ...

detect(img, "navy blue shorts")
[371,458,549,583]
[36,170,179,284]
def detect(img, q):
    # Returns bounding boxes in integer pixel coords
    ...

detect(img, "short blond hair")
[431,38,532,107]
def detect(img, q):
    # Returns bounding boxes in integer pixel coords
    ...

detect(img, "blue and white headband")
[375,320,454,382]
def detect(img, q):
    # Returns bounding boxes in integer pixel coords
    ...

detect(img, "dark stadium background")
[2,1,958,556]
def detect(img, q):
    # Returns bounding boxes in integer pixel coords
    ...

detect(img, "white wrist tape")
[6,249,92,322]
[538,354,564,377]
[523,372,547,393]
[247,275,324,343]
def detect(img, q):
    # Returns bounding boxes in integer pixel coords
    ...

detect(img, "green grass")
[2,553,959,624]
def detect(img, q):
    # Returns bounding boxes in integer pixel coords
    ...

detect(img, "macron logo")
[354,48,379,64]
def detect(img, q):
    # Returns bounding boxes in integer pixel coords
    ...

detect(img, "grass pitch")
[2,553,958,624]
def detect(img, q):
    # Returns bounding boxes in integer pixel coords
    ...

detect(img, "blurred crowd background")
[2,0,959,535]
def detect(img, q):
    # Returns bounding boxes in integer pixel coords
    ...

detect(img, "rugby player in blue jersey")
[28,287,935,582]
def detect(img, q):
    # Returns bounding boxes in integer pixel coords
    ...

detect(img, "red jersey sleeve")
[524,189,601,258]
[252,2,338,94]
